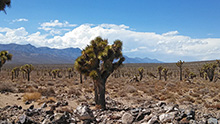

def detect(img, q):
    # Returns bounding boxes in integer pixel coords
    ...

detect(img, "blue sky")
[0,0,220,62]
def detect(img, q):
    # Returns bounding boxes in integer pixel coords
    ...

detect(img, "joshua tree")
[51,69,61,78]
[67,67,73,79]
[11,67,20,80]
[138,67,144,81]
[0,50,12,71]
[157,65,163,80]
[162,67,168,81]
[202,63,217,82]
[20,64,34,81]
[74,36,125,109]
[176,60,184,81]
[0,0,11,14]
[189,72,196,79]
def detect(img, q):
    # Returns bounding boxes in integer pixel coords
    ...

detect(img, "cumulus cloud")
[38,20,77,35]
[0,23,220,62]
[12,18,28,23]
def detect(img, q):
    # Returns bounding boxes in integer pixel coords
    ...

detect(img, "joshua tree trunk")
[27,72,30,81]
[180,67,182,81]
[159,73,162,80]
[94,78,106,109]
[80,73,82,84]
[11,72,14,80]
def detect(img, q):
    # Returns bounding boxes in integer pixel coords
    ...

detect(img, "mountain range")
[0,43,162,64]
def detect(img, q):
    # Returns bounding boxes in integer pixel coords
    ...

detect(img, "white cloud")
[1,23,220,62]
[38,20,77,36]
[12,18,28,23]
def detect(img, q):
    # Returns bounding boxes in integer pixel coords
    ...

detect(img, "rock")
[135,109,151,122]
[41,103,47,108]
[56,101,62,107]
[75,104,94,122]
[29,105,34,109]
[19,114,27,124]
[121,112,134,124]
[159,111,177,123]
[179,117,190,124]
[130,108,140,117]
[51,112,71,123]
[25,101,31,105]
[207,117,218,124]
[62,101,68,106]
[147,115,159,124]
[18,114,36,124]
[156,101,166,107]
[185,108,195,120]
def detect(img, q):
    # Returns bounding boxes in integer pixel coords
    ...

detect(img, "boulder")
[121,112,134,124]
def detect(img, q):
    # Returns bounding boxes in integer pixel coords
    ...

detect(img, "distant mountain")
[0,43,81,64]
[124,56,162,63]
[0,43,162,64]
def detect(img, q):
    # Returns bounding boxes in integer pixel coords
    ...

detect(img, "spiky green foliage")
[162,67,169,81]
[202,63,217,81]
[176,60,184,81]
[157,66,163,80]
[74,36,125,109]
[189,72,196,79]
[138,67,144,81]
[0,0,10,14]
[0,50,12,71]
[20,64,34,81]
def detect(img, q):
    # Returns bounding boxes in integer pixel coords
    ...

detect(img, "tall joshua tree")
[74,36,125,109]
[20,64,34,81]
[0,50,12,71]
[157,65,163,80]
[176,60,184,81]
[0,0,11,14]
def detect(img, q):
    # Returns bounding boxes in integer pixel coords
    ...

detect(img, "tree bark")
[94,78,106,109]
[27,72,30,81]
[180,67,182,81]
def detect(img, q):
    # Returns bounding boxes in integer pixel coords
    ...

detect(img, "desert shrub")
[125,85,137,93]
[23,92,41,102]
[0,82,15,93]
[38,87,55,96]
[68,88,82,96]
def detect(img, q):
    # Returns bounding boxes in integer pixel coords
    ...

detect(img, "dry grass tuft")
[23,92,41,102]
